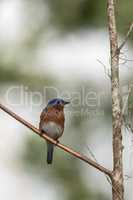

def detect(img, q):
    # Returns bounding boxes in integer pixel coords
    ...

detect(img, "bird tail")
[47,142,54,164]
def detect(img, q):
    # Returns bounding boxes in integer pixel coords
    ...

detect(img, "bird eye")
[57,100,60,104]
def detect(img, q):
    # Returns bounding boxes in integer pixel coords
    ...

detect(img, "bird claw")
[56,140,59,145]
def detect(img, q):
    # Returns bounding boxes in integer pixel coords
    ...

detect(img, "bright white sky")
[0,0,21,42]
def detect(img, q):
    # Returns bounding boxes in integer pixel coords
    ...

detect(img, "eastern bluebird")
[39,98,70,164]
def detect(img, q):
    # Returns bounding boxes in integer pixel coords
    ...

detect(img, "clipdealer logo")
[5,85,105,117]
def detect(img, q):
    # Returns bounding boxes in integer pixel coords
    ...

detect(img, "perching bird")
[39,98,70,164]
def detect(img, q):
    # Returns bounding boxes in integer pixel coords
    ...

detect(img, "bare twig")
[125,122,133,133]
[119,57,133,63]
[125,174,133,181]
[122,81,133,136]
[86,145,97,162]
[117,22,133,54]
[0,102,112,178]
[122,81,133,115]
[97,59,111,78]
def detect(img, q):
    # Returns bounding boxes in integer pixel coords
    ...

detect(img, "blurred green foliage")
[45,0,107,30]
[0,64,55,89]
[117,0,133,33]
[45,0,133,35]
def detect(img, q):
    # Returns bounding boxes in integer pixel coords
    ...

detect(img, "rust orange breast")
[39,107,65,131]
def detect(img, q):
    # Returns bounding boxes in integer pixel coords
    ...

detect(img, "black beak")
[64,101,70,105]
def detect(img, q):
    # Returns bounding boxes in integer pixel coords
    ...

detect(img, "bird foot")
[56,140,59,145]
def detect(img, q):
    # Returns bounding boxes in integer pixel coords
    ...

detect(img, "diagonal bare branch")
[0,102,112,178]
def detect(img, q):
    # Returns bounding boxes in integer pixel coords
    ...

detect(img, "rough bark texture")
[107,0,124,200]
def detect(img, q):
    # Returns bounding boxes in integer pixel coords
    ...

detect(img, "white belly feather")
[42,121,63,140]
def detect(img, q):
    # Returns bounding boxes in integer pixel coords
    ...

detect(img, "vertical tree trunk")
[107,0,124,200]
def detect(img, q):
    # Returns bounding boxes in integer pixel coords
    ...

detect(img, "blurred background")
[0,0,133,199]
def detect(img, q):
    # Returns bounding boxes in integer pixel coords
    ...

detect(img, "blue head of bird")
[47,98,70,110]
